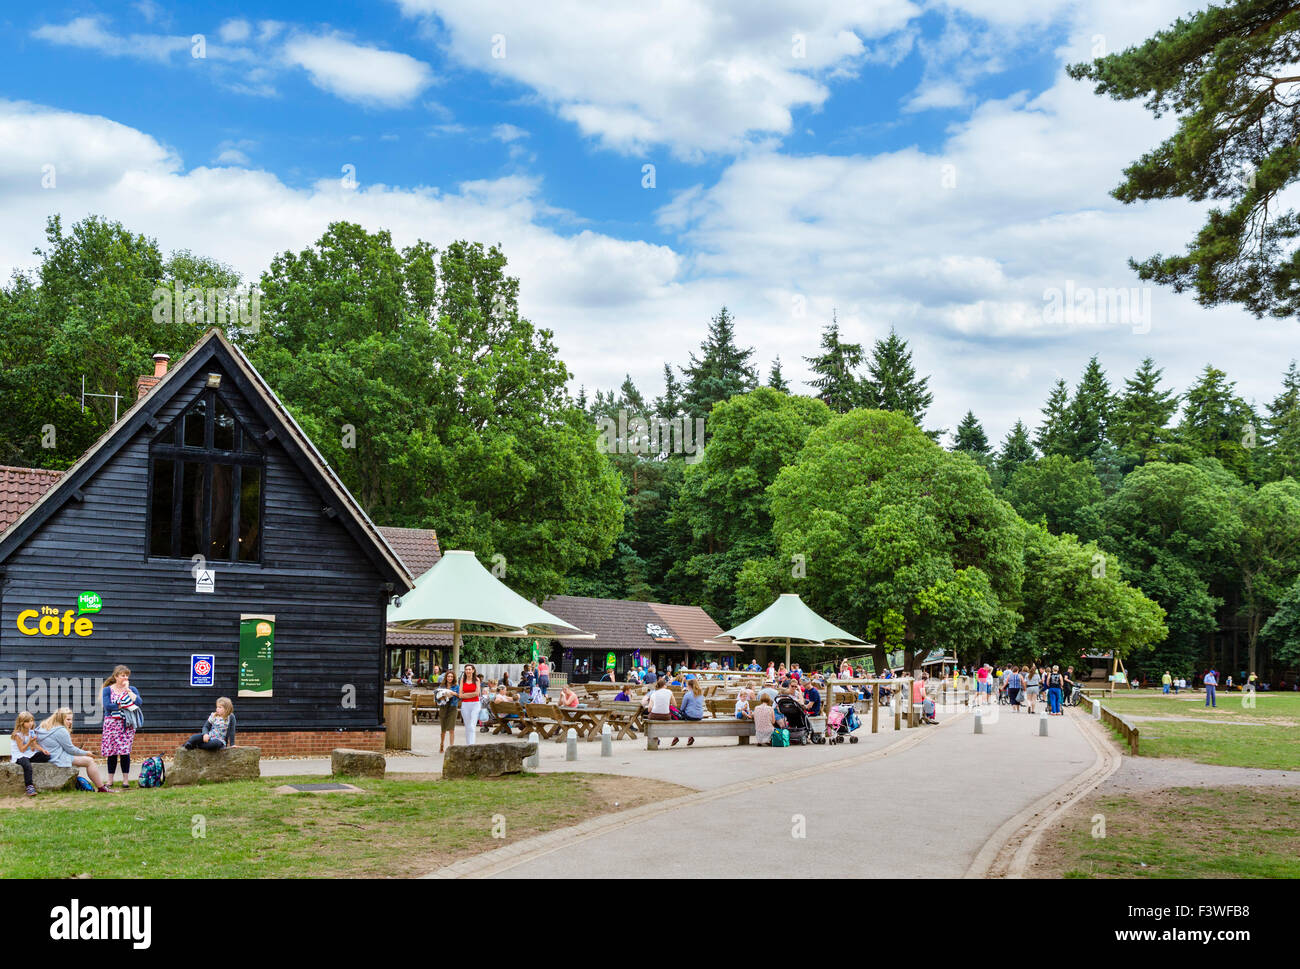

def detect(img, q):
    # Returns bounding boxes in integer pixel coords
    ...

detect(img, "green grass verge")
[1043,787,1300,879]
[1091,692,1300,770]
[0,772,677,879]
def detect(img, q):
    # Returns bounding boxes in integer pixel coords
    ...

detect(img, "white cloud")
[491,123,528,143]
[393,0,921,158]
[32,16,188,63]
[282,33,435,106]
[219,19,252,43]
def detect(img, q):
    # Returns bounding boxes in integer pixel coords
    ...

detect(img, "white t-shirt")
[649,687,673,715]
[10,730,36,760]
[734,697,750,716]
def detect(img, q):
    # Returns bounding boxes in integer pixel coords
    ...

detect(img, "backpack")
[770,728,790,748]
[75,775,95,791]
[138,755,166,788]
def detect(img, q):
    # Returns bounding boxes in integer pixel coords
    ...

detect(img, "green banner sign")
[238,614,275,697]
[605,651,616,670]
[530,640,540,663]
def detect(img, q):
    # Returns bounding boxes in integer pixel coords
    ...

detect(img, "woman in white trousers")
[458,664,482,745]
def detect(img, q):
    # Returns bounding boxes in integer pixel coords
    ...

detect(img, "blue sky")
[1,0,1294,442]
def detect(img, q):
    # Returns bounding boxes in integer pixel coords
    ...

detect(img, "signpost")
[238,614,275,697]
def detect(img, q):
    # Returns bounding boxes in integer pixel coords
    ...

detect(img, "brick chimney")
[136,352,170,400]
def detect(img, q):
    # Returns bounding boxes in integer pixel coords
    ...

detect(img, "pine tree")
[1035,379,1071,456]
[1177,364,1256,481]
[997,419,1037,482]
[803,313,864,413]
[1263,361,1300,482]
[768,356,789,393]
[679,306,758,419]
[654,363,683,417]
[1111,357,1177,464]
[576,384,588,413]
[859,327,933,425]
[1065,356,1113,459]
[952,410,991,458]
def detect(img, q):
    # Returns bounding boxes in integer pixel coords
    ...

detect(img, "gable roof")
[0,465,62,533]
[0,329,415,592]
[541,594,736,653]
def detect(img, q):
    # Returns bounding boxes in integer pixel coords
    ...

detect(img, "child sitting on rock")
[11,711,50,797]
[183,697,237,751]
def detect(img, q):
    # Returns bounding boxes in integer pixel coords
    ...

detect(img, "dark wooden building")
[0,330,414,755]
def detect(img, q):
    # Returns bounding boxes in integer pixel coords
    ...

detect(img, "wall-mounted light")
[206,373,222,388]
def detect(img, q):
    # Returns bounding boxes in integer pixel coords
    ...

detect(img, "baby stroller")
[826,703,861,744]
[775,695,820,745]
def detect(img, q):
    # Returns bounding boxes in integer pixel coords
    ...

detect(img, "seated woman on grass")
[183,697,236,750]
[34,708,115,793]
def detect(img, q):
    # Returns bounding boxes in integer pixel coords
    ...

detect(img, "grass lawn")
[1093,691,1300,770]
[1032,786,1300,879]
[0,772,686,878]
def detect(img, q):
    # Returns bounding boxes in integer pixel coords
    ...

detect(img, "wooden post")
[894,685,902,731]
[872,682,880,733]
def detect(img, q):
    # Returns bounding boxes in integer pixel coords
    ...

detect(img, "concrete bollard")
[973,706,983,734]
[565,728,578,761]
[1039,710,1049,737]
[1093,699,1101,721]
[525,731,540,768]
[600,722,613,757]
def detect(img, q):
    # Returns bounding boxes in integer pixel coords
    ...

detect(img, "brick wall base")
[67,729,386,758]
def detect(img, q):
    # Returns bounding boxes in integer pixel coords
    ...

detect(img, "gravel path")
[1099,755,1299,793]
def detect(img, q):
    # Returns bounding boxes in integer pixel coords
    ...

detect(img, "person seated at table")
[674,679,705,747]
[669,673,684,687]
[614,685,632,702]
[752,694,776,744]
[734,689,753,720]
[647,677,673,721]
[401,668,415,686]
[559,685,580,708]
[492,682,512,704]
[600,667,616,683]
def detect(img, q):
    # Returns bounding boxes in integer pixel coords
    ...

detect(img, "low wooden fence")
[1082,692,1139,755]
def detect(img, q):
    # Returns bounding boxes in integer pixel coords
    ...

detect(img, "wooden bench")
[645,718,756,750]
[603,700,645,739]
[524,703,569,740]
[410,692,439,724]
[706,698,746,719]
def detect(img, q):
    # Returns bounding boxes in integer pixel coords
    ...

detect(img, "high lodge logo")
[14,592,102,638]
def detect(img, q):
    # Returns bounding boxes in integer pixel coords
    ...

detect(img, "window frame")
[145,386,266,564]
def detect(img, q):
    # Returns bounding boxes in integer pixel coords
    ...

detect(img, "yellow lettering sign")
[16,609,38,635]
[14,606,94,637]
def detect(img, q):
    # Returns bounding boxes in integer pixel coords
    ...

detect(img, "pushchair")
[826,703,861,744]
[775,695,821,745]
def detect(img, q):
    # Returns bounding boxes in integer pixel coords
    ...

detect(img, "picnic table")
[555,705,610,741]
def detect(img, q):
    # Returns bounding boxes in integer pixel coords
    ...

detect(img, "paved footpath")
[421,704,1099,878]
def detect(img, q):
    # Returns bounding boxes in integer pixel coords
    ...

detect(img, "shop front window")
[148,386,264,562]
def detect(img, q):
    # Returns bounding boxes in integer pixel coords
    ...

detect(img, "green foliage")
[995,420,1037,488]
[1035,378,1071,456]
[748,409,1024,666]
[247,222,623,602]
[1236,478,1300,670]
[1260,576,1300,666]
[802,314,864,413]
[767,356,790,392]
[1065,356,1114,460]
[1016,524,1167,668]
[1003,454,1104,539]
[859,327,934,428]
[1069,1,1300,318]
[1100,462,1245,676]
[1176,365,1259,481]
[1111,356,1178,464]
[668,388,832,625]
[952,409,991,458]
[678,305,758,420]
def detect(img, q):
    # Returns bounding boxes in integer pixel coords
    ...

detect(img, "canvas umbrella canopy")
[710,593,865,669]
[387,550,593,673]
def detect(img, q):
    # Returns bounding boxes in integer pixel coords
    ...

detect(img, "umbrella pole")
[452,618,461,677]
[785,638,791,670]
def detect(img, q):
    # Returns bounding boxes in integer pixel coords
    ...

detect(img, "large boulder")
[0,762,78,796]
[442,741,537,780]
[168,746,261,786]
[331,747,386,778]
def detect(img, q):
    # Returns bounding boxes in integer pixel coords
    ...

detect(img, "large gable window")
[148,386,264,562]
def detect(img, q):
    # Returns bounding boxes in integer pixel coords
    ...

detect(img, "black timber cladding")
[0,334,411,732]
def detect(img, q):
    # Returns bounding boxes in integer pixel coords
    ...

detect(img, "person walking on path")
[1046,666,1064,715]
[1005,666,1023,710]
[1024,667,1040,714]
[1204,668,1218,708]
[976,663,991,704]
[458,664,483,745]
[436,670,460,753]
[536,657,551,696]
[1162,671,1172,695]
[100,664,141,789]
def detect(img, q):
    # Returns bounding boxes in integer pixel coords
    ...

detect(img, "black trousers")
[106,754,131,775]
[16,752,50,786]
[184,733,225,751]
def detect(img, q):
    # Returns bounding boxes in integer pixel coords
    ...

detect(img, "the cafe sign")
[15,592,102,638]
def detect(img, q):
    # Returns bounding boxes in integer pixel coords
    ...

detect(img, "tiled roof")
[0,465,63,534]
[542,594,736,653]
[379,526,445,647]
[377,526,441,578]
